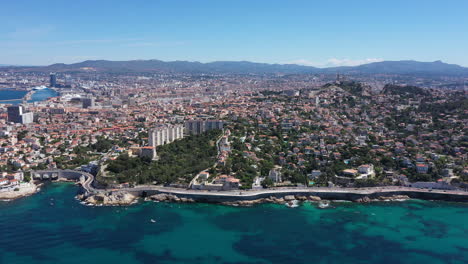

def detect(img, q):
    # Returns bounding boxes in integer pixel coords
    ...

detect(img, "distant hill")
[5,59,468,76]
[45,59,318,74]
[382,84,430,96]
[327,60,468,75]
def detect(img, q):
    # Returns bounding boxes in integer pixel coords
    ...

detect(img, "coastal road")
[57,169,468,201]
[119,184,468,200]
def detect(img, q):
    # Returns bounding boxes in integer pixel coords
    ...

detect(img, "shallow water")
[0,183,467,264]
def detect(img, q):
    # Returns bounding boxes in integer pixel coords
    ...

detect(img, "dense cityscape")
[2,1,468,263]
[0,68,466,201]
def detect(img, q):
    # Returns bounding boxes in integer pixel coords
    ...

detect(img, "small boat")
[318,200,330,209]
[33,85,48,91]
[150,219,156,223]
[285,200,300,208]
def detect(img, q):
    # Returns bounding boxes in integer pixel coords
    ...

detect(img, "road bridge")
[31,169,95,193]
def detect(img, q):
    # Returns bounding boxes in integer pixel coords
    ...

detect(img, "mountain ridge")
[4,59,468,75]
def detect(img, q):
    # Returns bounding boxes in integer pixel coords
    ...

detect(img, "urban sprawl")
[0,70,467,198]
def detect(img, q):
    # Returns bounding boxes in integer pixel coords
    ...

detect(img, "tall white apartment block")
[149,124,185,147]
[185,120,224,135]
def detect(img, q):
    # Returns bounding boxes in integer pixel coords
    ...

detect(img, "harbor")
[0,87,58,104]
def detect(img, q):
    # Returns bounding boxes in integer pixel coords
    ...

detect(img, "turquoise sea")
[0,183,467,264]
[0,88,58,105]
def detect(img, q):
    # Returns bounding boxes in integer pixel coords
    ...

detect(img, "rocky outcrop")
[149,193,195,203]
[273,197,285,203]
[75,189,415,207]
[148,193,333,207]
[220,195,324,206]
[354,196,371,203]
[0,183,38,200]
[308,195,322,201]
[375,194,410,201]
[77,192,137,206]
[296,195,308,201]
[222,196,285,206]
[354,194,410,203]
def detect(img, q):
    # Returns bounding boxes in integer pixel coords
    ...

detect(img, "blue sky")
[1,0,467,66]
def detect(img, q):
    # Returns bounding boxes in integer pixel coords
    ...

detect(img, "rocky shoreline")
[0,183,39,200]
[7,172,465,206]
[26,169,467,206]
[76,192,138,206]
[76,191,411,207]
[147,192,410,206]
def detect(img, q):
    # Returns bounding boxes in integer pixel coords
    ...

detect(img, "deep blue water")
[0,88,58,105]
[0,89,27,101]
[0,183,467,264]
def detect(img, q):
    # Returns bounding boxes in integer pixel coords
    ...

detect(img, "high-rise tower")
[49,73,57,87]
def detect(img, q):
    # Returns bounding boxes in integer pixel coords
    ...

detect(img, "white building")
[268,166,282,183]
[219,136,231,152]
[7,105,34,124]
[356,164,375,179]
[358,164,374,175]
[185,120,224,135]
[149,124,184,147]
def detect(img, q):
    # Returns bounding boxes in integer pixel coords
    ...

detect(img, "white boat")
[33,85,48,91]
[150,219,156,223]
